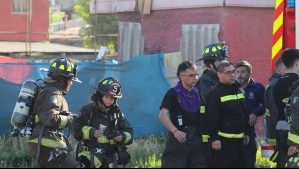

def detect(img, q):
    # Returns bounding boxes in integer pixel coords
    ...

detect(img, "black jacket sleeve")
[73,104,96,141]
[205,89,221,142]
[118,113,134,145]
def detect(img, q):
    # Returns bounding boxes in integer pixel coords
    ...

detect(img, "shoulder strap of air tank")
[35,79,46,92]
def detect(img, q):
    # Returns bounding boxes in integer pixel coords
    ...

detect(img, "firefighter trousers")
[161,127,207,168]
[29,143,80,168]
[211,140,246,168]
[242,134,257,168]
[275,130,289,168]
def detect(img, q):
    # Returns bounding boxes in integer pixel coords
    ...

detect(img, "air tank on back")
[11,80,39,128]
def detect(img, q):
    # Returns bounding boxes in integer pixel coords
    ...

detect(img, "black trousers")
[243,134,257,168]
[275,130,289,168]
[162,127,207,168]
[202,142,212,168]
[212,140,246,168]
[29,142,80,168]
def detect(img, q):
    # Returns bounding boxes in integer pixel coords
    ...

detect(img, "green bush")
[126,135,165,168]
[49,8,64,25]
[256,146,276,168]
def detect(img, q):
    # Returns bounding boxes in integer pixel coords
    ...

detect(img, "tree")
[74,0,118,52]
[49,8,64,25]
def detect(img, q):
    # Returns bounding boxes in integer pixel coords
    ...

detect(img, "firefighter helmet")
[197,42,229,62]
[285,155,299,168]
[48,58,80,82]
[98,77,122,98]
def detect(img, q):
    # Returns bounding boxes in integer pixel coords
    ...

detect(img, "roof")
[49,27,82,41]
[0,42,95,53]
[90,0,275,14]
[0,55,28,62]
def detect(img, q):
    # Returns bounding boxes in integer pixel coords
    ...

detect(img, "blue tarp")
[0,54,170,137]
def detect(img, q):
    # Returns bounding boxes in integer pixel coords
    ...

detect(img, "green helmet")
[97,77,122,98]
[48,58,80,82]
[197,42,229,62]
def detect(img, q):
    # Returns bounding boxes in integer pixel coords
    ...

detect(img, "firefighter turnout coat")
[205,82,249,143]
[265,72,283,146]
[288,80,299,147]
[28,79,78,168]
[196,69,219,143]
[205,82,250,167]
[73,101,133,168]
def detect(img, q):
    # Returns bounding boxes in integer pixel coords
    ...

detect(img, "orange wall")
[0,0,49,41]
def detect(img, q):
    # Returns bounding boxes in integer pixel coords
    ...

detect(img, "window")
[12,0,31,14]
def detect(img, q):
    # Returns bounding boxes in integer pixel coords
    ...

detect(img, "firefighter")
[28,57,81,168]
[235,60,266,168]
[272,48,299,167]
[196,42,230,104]
[265,58,286,148]
[73,77,133,168]
[287,80,299,164]
[159,61,206,168]
[205,61,250,168]
[195,42,229,167]
[285,154,299,168]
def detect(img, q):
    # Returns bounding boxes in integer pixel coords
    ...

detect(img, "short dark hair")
[176,61,197,77]
[235,60,252,73]
[217,61,234,73]
[275,57,283,68]
[281,48,299,68]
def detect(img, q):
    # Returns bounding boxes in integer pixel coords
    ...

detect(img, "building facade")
[91,0,275,86]
[0,0,49,42]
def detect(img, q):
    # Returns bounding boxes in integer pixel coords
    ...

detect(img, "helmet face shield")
[68,59,81,83]
[222,43,229,58]
[69,58,78,78]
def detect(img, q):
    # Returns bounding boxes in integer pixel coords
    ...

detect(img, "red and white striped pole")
[272,0,284,70]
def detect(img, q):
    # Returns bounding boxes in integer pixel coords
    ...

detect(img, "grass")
[126,135,165,168]
[0,134,33,168]
[0,133,277,168]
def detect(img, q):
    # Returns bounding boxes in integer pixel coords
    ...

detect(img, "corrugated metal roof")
[119,22,144,62]
[0,42,95,53]
[181,24,220,64]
